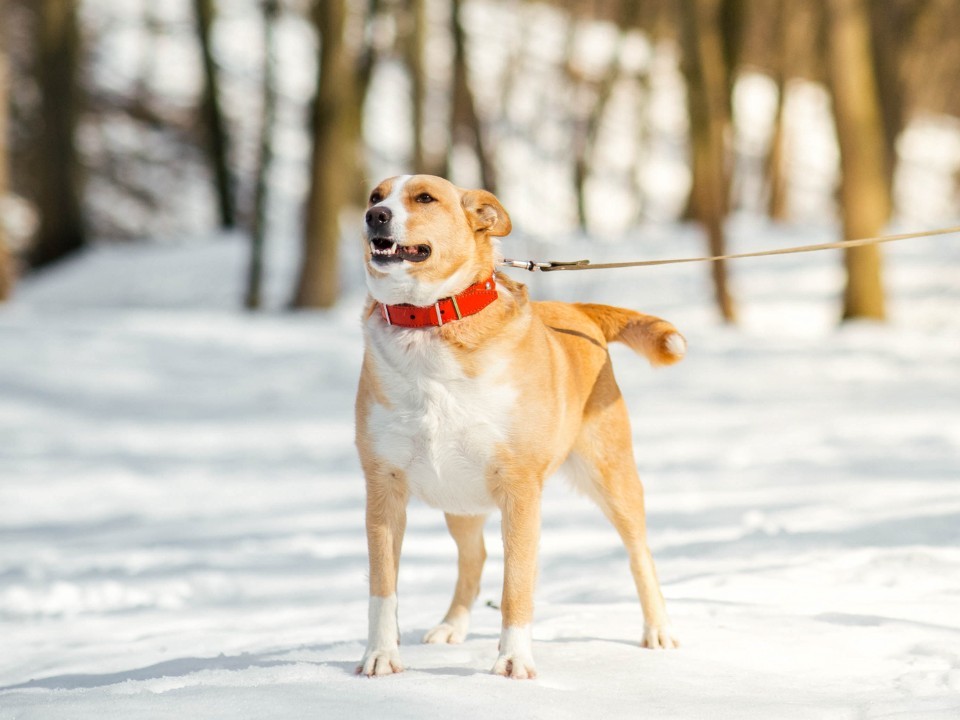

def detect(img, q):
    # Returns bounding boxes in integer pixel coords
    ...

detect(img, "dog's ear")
[461,189,512,237]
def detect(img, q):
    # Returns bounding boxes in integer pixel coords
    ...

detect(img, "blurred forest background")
[0,0,958,321]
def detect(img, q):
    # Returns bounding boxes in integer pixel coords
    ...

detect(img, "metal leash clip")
[500,258,591,272]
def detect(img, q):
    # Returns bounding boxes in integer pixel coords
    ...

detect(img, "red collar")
[379,275,498,328]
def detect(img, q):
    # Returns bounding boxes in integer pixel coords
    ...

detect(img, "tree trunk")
[194,0,235,229]
[570,47,619,230]
[766,75,789,221]
[245,0,280,311]
[824,0,889,321]
[135,1,161,103]
[292,0,360,309]
[766,0,794,221]
[571,0,642,231]
[30,0,86,269]
[405,0,430,174]
[630,69,652,223]
[718,0,746,99]
[446,0,495,191]
[679,0,736,323]
[866,0,928,199]
[0,9,13,301]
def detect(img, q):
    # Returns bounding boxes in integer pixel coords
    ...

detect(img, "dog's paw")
[356,649,404,677]
[642,623,680,650]
[491,653,537,680]
[491,625,536,679]
[422,618,468,644]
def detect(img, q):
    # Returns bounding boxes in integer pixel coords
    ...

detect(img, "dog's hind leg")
[491,478,542,679]
[423,513,487,644]
[566,364,679,649]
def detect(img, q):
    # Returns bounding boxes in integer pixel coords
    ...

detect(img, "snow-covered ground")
[2,219,959,719]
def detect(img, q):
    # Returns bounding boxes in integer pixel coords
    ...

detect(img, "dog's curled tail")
[575,303,686,367]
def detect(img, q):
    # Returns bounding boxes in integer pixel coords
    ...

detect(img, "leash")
[499,225,960,273]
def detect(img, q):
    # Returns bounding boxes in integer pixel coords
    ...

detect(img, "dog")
[355,175,684,679]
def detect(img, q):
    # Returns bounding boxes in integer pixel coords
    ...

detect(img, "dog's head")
[362,175,511,306]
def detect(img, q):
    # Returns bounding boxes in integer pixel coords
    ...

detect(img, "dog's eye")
[415,193,436,204]
[369,191,383,205]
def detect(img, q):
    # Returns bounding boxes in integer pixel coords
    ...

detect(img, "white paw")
[422,619,467,644]
[357,648,404,677]
[491,625,536,679]
[492,653,537,679]
[359,595,403,675]
[642,623,680,649]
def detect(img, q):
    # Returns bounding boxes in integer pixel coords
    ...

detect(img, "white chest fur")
[363,319,516,515]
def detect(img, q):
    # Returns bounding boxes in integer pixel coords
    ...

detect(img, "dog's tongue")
[398,244,431,262]
[370,238,431,263]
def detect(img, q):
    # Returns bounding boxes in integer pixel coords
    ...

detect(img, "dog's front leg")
[492,483,542,679]
[357,470,408,677]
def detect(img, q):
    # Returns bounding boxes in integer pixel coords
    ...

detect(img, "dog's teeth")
[371,241,398,256]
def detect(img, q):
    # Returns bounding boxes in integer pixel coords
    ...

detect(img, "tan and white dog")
[355,175,684,679]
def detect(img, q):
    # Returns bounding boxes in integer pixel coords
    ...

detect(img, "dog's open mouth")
[369,238,432,264]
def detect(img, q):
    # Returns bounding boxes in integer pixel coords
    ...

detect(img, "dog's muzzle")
[366,205,432,264]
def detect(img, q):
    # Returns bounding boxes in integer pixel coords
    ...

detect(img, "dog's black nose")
[365,205,392,228]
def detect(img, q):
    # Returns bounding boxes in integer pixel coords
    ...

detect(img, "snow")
[3,0,960,715]
[2,219,960,719]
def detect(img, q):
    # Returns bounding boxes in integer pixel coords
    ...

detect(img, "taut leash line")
[499,225,960,273]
